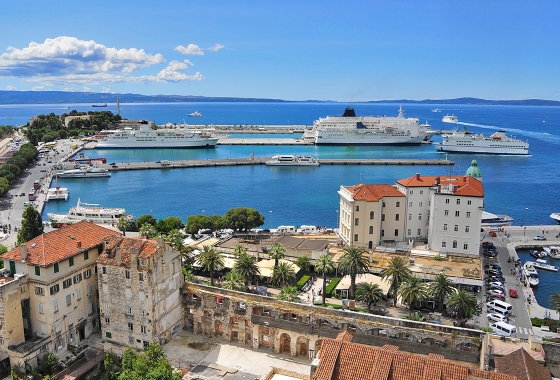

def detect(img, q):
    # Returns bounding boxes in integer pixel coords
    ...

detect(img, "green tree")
[165,229,184,250]
[139,223,157,239]
[549,292,560,322]
[404,312,426,321]
[268,242,286,267]
[135,214,156,230]
[338,246,369,299]
[155,216,183,234]
[447,290,477,320]
[180,245,195,267]
[16,205,44,245]
[295,256,311,273]
[429,273,456,312]
[233,252,260,286]
[196,245,224,286]
[102,351,120,380]
[271,261,296,287]
[224,207,264,231]
[315,254,335,305]
[379,256,412,306]
[119,343,180,380]
[355,282,384,312]
[117,217,131,236]
[232,244,247,258]
[181,267,196,283]
[277,285,300,302]
[221,272,247,292]
[398,276,429,311]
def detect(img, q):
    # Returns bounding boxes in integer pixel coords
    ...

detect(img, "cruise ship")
[435,130,529,155]
[48,198,134,226]
[302,106,431,145]
[96,122,219,149]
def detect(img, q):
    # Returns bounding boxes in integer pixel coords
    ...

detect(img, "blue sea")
[2,101,560,303]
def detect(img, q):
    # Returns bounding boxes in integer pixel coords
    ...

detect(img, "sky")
[0,0,559,101]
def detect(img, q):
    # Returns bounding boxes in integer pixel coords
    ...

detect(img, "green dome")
[465,159,482,179]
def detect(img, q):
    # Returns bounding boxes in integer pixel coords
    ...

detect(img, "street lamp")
[269,210,272,230]
[524,208,528,241]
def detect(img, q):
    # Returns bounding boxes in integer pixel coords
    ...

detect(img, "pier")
[99,157,454,171]
[217,137,310,145]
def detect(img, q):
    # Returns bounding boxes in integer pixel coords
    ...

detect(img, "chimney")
[463,175,467,182]
[435,176,440,185]
[115,247,121,265]
[130,248,138,269]
[20,244,28,261]
[415,173,420,180]
[76,241,82,249]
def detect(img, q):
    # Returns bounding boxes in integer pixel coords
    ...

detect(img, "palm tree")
[271,261,295,287]
[355,282,384,312]
[398,276,429,311]
[165,229,184,250]
[180,245,195,267]
[315,254,335,305]
[295,256,311,273]
[139,223,157,239]
[269,242,286,267]
[404,311,425,321]
[480,327,493,333]
[447,290,477,320]
[117,217,131,236]
[196,245,225,286]
[277,286,300,302]
[549,292,560,322]
[429,273,456,312]
[338,246,369,299]
[380,256,412,306]
[221,272,247,292]
[233,252,260,286]
[233,244,247,258]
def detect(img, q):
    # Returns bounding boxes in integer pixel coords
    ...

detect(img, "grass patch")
[296,275,311,290]
[325,278,341,297]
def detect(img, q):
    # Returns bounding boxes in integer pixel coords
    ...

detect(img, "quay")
[217,137,310,145]
[99,157,454,171]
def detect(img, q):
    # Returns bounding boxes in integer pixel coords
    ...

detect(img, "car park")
[534,235,547,241]
[488,313,508,323]
[509,289,518,298]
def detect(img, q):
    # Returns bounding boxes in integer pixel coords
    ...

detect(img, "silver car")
[487,313,508,323]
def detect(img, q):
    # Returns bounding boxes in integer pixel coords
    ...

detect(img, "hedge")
[325,277,341,297]
[296,275,311,290]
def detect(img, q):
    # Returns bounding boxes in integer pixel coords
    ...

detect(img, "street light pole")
[269,210,272,230]
[524,208,528,241]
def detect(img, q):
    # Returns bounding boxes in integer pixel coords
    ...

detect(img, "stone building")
[0,221,120,370]
[97,235,183,350]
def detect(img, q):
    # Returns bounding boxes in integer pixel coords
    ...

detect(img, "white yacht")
[550,213,560,224]
[544,246,560,259]
[523,262,540,286]
[432,108,441,113]
[47,198,134,226]
[435,130,529,155]
[46,186,69,201]
[266,155,320,167]
[533,259,559,272]
[481,211,514,227]
[96,121,218,149]
[302,106,430,145]
[57,167,111,178]
[442,115,459,123]
[188,111,202,117]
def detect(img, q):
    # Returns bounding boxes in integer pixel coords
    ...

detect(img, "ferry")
[92,103,107,107]
[46,186,69,201]
[544,246,560,259]
[523,262,540,286]
[442,115,459,123]
[435,130,529,155]
[96,121,219,149]
[266,155,320,166]
[188,111,202,117]
[533,259,559,272]
[57,168,111,178]
[302,106,431,145]
[47,198,134,225]
[481,211,514,227]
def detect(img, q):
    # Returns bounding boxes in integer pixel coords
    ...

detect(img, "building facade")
[97,235,183,350]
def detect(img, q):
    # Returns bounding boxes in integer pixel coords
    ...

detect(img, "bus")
[28,190,36,201]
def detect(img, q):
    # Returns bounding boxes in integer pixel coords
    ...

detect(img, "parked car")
[488,293,505,301]
[489,285,505,292]
[482,241,496,248]
[534,235,547,241]
[509,289,518,298]
[483,250,498,257]
[488,281,504,288]
[488,289,504,296]
[489,231,497,237]
[485,264,501,270]
[488,313,508,323]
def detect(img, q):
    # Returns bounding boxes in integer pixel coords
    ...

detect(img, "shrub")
[531,317,546,327]
[325,277,341,297]
[296,275,311,290]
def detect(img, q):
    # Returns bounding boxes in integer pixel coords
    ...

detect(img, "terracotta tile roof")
[396,174,484,197]
[3,221,120,267]
[494,348,551,380]
[96,235,161,267]
[312,334,518,380]
[345,184,405,202]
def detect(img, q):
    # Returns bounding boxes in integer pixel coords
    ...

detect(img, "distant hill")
[0,90,558,106]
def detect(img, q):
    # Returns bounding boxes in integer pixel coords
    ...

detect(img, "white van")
[490,321,516,337]
[160,160,171,166]
[486,300,512,315]
[298,225,317,234]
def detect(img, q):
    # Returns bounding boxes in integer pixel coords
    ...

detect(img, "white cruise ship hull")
[57,172,110,178]
[436,144,529,155]
[96,137,219,149]
[315,131,424,145]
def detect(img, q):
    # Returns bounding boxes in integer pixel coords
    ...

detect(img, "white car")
[487,313,508,323]
[488,289,504,296]
[534,235,547,241]
[488,281,504,288]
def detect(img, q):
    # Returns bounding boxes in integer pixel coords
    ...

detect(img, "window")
[138,273,144,282]
[445,198,450,204]
[20,284,27,293]
[141,325,147,334]
[35,266,41,276]
[68,313,74,326]
[355,205,359,211]
[38,302,44,314]
[73,273,82,284]
[125,270,130,279]
[69,257,74,267]
[95,266,98,274]
[444,210,449,216]
[382,214,385,221]
[102,266,107,274]
[87,284,92,297]
[35,286,44,296]
[463,243,469,250]
[127,307,133,315]
[417,229,421,235]
[420,190,423,194]
[368,241,373,249]
[467,200,472,205]
[104,301,109,311]
[66,294,72,306]
[382,202,386,208]
[126,288,132,299]
[455,211,460,217]
[140,258,146,266]
[394,229,399,236]
[442,241,447,248]
[395,214,399,221]
[407,229,411,235]
[128,322,134,331]
[106,332,112,338]
[63,279,72,289]
[354,218,359,226]
[102,284,108,294]
[105,317,110,325]
[419,202,422,207]
[457,199,461,205]
[353,234,358,242]
[369,211,374,219]
[381,230,385,237]
[418,214,422,220]
[369,226,373,234]
[453,240,458,248]
[54,263,59,273]
[396,201,400,207]
[50,284,60,295]
[465,226,470,232]
[84,251,89,260]
[76,289,82,300]
[466,212,471,218]
[454,225,459,232]
[409,202,412,207]
[52,300,59,312]
[84,269,92,279]
[78,309,83,320]
[443,224,448,231]
[140,310,146,317]
[408,214,412,220]
[87,302,93,315]
[409,190,413,195]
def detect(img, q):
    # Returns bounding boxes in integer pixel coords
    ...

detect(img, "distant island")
[0,90,559,106]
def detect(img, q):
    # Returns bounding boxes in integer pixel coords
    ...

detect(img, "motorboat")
[550,213,560,224]
[46,186,69,201]
[530,250,547,259]
[523,262,540,286]
[432,108,441,113]
[442,115,458,123]
[481,211,514,227]
[544,246,560,259]
[188,111,202,117]
[47,198,134,226]
[265,155,320,167]
[56,167,111,178]
[534,259,559,272]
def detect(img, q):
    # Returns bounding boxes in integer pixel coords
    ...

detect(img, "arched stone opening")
[280,333,291,355]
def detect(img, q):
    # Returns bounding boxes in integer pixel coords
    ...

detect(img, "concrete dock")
[217,137,310,145]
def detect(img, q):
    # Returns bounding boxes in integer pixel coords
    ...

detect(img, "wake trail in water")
[453,121,560,144]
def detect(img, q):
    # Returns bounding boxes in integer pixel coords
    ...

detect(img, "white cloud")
[31,86,45,91]
[174,44,204,55]
[5,85,16,90]
[101,87,112,93]
[206,43,224,52]
[63,87,75,92]
[83,86,92,92]
[0,36,202,86]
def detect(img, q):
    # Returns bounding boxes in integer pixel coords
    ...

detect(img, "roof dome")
[465,159,482,180]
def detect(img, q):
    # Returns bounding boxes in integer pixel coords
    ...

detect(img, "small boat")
[92,103,107,107]
[544,246,560,259]
[432,108,441,113]
[442,115,459,123]
[46,186,69,202]
[550,213,560,224]
[523,262,540,286]
[530,250,547,259]
[534,259,559,272]
[188,111,202,117]
[48,198,134,225]
[265,155,320,167]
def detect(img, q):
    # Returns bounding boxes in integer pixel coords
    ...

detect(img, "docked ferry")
[48,198,134,225]
[302,106,431,145]
[435,130,529,155]
[96,121,219,149]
